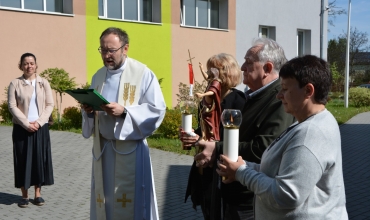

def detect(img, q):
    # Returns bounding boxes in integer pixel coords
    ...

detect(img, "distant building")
[352,52,370,72]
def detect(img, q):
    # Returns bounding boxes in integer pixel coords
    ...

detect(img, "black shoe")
[18,198,29,208]
[34,197,45,206]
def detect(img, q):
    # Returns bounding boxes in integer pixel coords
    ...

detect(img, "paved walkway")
[0,111,369,220]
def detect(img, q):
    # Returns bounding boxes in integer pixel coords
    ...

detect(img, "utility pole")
[344,0,352,108]
[320,0,325,59]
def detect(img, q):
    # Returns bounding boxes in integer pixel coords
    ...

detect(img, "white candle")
[223,126,239,162]
[182,113,192,132]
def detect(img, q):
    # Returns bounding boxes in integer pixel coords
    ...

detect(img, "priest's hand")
[216,155,245,184]
[80,104,94,114]
[194,140,216,168]
[100,102,125,117]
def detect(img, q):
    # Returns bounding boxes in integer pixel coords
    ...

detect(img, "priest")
[81,27,166,220]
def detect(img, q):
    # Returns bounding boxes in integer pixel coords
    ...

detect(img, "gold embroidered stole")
[92,58,146,219]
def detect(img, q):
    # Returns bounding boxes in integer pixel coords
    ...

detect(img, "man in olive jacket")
[191,38,296,219]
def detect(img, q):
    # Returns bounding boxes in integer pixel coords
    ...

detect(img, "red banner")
[188,63,194,85]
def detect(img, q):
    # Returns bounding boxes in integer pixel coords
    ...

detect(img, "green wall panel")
[86,0,172,107]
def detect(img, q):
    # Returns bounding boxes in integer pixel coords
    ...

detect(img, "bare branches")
[328,0,346,28]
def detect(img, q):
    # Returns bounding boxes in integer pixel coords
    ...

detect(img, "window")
[98,0,161,23]
[258,26,276,40]
[297,31,304,57]
[0,0,73,14]
[297,29,311,56]
[180,0,228,30]
[260,27,268,38]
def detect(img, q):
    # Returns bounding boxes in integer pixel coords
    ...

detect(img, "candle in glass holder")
[180,101,196,150]
[182,112,192,133]
[221,109,242,162]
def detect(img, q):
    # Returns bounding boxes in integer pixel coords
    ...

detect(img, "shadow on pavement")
[340,123,370,220]
[160,164,203,220]
[0,192,22,205]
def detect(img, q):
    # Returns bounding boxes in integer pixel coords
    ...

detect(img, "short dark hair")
[100,27,129,45]
[279,55,332,104]
[18,53,37,71]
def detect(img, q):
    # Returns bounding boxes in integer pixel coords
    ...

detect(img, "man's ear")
[263,62,273,74]
[305,83,315,98]
[122,44,129,56]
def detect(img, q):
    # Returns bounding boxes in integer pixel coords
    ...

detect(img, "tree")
[328,0,346,29]
[328,27,370,89]
[330,62,344,92]
[328,27,370,73]
[40,68,77,123]
[340,27,370,86]
[328,37,347,74]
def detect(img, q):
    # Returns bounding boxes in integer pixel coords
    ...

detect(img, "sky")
[327,0,370,41]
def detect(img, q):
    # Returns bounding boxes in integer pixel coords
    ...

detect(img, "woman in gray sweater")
[217,55,348,220]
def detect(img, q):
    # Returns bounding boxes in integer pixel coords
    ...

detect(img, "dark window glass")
[184,0,195,26]
[140,0,152,21]
[108,0,122,19]
[98,0,103,16]
[298,31,304,56]
[210,1,219,28]
[24,0,43,10]
[124,0,138,20]
[197,0,208,27]
[0,0,21,8]
[46,0,63,13]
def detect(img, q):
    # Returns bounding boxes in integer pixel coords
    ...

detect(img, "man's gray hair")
[252,38,287,73]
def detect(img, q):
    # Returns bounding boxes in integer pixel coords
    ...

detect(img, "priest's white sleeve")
[114,69,166,140]
[81,76,98,139]
[81,110,94,138]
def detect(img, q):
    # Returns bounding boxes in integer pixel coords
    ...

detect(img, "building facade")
[0,0,325,109]
[235,0,328,66]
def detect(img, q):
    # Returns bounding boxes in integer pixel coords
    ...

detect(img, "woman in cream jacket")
[8,53,54,208]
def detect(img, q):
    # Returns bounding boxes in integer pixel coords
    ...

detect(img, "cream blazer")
[8,74,54,129]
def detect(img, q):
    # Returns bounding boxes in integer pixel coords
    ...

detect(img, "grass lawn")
[326,99,370,125]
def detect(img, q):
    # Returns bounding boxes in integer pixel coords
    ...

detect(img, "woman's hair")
[206,53,242,89]
[18,53,37,71]
[100,27,129,46]
[279,55,332,104]
[252,38,287,73]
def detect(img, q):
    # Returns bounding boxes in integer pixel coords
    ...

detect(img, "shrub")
[60,106,82,129]
[156,108,197,139]
[0,86,12,124]
[349,87,370,107]
[0,101,12,124]
[40,68,77,123]
[176,81,207,108]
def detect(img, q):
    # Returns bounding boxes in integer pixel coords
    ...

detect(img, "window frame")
[297,30,305,57]
[258,25,276,40]
[0,0,74,16]
[98,0,162,25]
[259,27,269,38]
[180,0,229,31]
